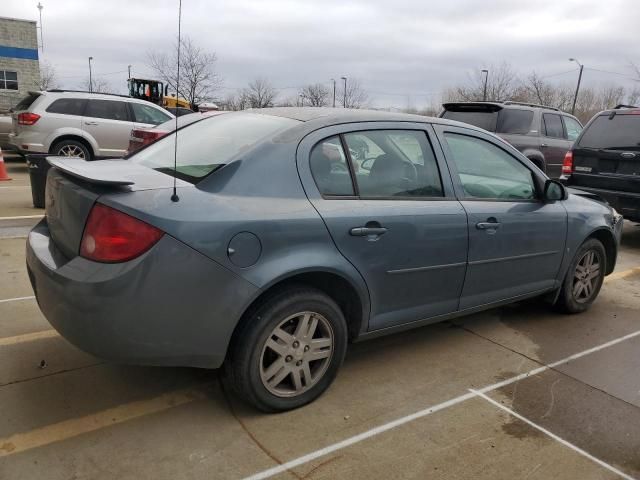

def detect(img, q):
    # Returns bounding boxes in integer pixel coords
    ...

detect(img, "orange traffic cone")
[0,147,12,181]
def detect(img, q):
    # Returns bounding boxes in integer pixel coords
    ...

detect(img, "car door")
[297,122,468,331]
[541,113,572,178]
[130,102,173,131]
[435,124,567,310]
[82,99,133,157]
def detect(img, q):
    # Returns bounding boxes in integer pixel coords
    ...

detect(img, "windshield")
[579,114,640,150]
[130,112,299,182]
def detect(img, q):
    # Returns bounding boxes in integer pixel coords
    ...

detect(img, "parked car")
[27,108,622,412]
[9,90,174,160]
[0,114,16,151]
[562,105,640,222]
[440,101,583,178]
[127,111,225,154]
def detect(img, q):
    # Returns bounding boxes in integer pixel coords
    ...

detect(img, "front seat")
[367,154,414,195]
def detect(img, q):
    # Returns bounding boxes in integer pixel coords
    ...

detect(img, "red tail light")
[80,204,164,263]
[17,112,41,125]
[127,129,169,154]
[562,151,573,175]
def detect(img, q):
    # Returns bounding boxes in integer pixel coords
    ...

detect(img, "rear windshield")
[579,114,640,150]
[130,112,299,182]
[442,107,533,134]
[14,93,41,111]
[442,109,498,132]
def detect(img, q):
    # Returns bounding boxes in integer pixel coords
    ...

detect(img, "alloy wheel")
[259,311,334,397]
[58,144,85,158]
[572,249,601,303]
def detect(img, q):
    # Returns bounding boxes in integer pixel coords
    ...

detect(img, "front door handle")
[476,221,500,230]
[540,143,548,148]
[84,121,98,126]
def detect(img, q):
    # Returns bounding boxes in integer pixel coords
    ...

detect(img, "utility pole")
[37,3,44,52]
[128,65,132,80]
[569,58,584,115]
[341,76,347,108]
[481,69,489,101]
[88,57,93,93]
[331,78,336,107]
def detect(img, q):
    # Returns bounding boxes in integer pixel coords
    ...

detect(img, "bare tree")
[221,92,249,111]
[147,36,221,108]
[80,77,112,93]
[449,62,519,102]
[339,79,368,108]
[301,83,330,107]
[39,60,58,90]
[243,78,277,108]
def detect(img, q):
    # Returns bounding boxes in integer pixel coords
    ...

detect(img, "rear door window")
[543,114,565,139]
[46,98,87,116]
[310,136,355,196]
[578,114,640,150]
[496,109,533,134]
[85,100,130,121]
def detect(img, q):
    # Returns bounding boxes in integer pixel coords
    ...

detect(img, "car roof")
[39,90,168,107]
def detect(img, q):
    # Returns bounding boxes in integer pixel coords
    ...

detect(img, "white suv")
[9,90,174,159]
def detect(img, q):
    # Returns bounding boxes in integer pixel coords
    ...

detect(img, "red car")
[127,111,225,154]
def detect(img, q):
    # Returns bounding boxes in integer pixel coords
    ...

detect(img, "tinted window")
[578,114,640,150]
[543,113,565,138]
[46,98,87,116]
[444,133,536,200]
[131,102,172,125]
[497,109,533,134]
[563,116,582,142]
[15,93,40,110]
[85,100,129,121]
[131,113,298,182]
[310,136,355,196]
[344,130,443,198]
[441,110,498,132]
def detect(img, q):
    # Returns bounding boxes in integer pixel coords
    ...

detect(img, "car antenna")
[171,0,182,203]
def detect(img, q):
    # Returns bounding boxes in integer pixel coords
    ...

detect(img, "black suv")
[440,101,583,178]
[563,105,640,222]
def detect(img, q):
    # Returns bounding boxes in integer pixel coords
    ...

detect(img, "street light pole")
[88,57,93,93]
[569,58,583,115]
[481,69,489,101]
[37,2,44,52]
[128,65,132,80]
[341,76,347,108]
[331,78,336,107]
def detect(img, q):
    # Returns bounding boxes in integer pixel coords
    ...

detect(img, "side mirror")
[544,179,568,202]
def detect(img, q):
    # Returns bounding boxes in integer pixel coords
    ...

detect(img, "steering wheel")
[497,184,534,200]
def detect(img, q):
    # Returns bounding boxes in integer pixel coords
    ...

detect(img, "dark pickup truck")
[440,101,583,178]
[562,105,640,223]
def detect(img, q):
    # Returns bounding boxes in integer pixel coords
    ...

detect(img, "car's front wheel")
[556,238,606,313]
[225,287,348,412]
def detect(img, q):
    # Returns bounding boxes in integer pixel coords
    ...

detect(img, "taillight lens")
[127,129,169,154]
[80,204,164,263]
[18,112,41,125]
[562,151,573,175]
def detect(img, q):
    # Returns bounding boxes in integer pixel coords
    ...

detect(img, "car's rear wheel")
[556,238,606,313]
[51,139,92,160]
[225,287,347,412]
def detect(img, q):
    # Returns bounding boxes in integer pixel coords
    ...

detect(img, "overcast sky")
[4,0,639,108]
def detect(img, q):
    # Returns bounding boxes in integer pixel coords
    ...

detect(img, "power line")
[539,68,579,79]
[584,67,639,81]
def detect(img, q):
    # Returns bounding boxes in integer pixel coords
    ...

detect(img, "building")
[0,16,40,111]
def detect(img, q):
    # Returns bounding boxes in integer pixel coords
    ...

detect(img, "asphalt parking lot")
[1,158,639,479]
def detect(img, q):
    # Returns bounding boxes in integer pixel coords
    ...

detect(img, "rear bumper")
[9,132,47,154]
[26,219,258,368]
[562,182,640,222]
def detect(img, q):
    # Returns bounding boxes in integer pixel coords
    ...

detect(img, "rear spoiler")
[47,157,189,189]
[442,102,503,112]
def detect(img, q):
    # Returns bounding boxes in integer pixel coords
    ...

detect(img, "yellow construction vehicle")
[128,78,191,110]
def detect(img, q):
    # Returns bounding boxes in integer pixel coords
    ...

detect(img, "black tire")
[51,139,92,160]
[224,287,348,412]
[556,238,606,314]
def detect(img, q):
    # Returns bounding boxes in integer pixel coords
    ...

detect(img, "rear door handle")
[540,143,548,148]
[476,221,501,230]
[84,121,98,126]
[350,227,388,236]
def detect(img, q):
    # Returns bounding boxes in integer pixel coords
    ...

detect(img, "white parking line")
[0,296,35,304]
[471,389,635,480]
[0,330,58,346]
[0,214,43,220]
[243,328,640,480]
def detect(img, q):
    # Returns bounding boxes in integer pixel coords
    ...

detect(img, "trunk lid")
[45,158,189,259]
